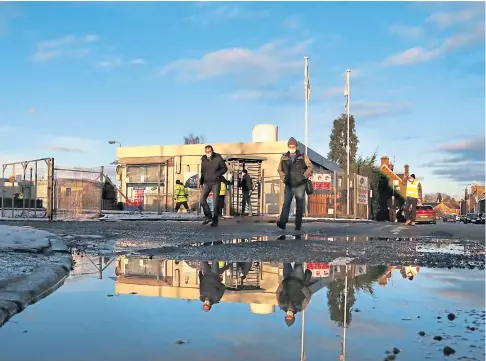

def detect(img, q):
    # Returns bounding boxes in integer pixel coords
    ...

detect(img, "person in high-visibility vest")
[174,180,190,213]
[218,181,227,217]
[18,192,24,200]
[404,174,422,225]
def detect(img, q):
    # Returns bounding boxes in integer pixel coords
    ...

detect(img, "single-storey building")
[115,124,342,215]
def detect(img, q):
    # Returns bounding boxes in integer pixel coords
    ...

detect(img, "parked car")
[455,214,461,222]
[416,205,437,224]
[479,213,485,225]
[464,213,480,224]
[443,214,456,223]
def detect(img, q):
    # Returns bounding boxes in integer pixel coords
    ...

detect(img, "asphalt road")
[1,219,484,268]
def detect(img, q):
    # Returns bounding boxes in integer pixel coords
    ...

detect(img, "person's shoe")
[276,221,286,230]
[295,225,302,232]
[202,218,212,225]
[405,220,411,225]
[209,220,218,227]
[411,222,416,226]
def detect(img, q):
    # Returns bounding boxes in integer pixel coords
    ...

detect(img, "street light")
[108,140,121,147]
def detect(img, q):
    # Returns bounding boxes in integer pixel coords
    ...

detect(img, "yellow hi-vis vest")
[18,192,24,200]
[220,182,226,196]
[174,184,188,202]
[406,180,419,199]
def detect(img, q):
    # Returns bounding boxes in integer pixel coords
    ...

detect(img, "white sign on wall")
[357,175,368,205]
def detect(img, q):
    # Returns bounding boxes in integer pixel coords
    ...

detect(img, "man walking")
[200,145,228,227]
[276,137,313,231]
[404,174,422,226]
[239,169,253,216]
[174,180,190,213]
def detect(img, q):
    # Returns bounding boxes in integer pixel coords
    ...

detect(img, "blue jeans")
[279,183,305,228]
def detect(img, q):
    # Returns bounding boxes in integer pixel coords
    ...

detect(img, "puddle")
[1,256,485,361]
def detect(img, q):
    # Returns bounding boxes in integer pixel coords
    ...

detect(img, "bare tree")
[184,133,204,145]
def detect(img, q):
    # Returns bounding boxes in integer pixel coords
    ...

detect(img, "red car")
[415,205,437,224]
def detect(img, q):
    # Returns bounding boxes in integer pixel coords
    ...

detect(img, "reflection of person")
[199,261,230,311]
[400,266,420,280]
[277,137,313,231]
[276,263,313,327]
[199,145,228,227]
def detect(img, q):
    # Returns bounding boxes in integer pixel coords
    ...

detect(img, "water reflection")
[1,252,484,361]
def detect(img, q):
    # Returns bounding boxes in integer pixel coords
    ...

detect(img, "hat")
[287,137,298,147]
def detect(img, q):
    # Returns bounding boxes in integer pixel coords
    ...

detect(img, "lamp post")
[108,140,122,147]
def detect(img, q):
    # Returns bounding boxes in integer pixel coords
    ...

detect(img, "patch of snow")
[99,212,202,221]
[0,225,56,252]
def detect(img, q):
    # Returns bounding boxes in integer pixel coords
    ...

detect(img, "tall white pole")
[304,56,309,218]
[342,270,348,361]
[301,309,306,361]
[346,69,351,216]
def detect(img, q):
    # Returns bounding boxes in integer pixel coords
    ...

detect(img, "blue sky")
[0,1,484,197]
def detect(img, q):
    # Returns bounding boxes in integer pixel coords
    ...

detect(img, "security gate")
[226,157,262,216]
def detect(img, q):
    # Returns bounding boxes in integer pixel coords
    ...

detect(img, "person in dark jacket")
[277,137,313,231]
[199,145,228,227]
[239,169,253,216]
[276,263,313,327]
[199,261,230,311]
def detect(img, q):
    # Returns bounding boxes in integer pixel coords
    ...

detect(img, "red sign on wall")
[311,173,332,191]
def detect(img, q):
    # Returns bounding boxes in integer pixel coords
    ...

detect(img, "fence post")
[157,164,161,215]
[1,165,4,218]
[99,166,104,215]
[196,164,200,215]
[47,158,54,221]
[261,170,265,215]
[333,171,337,219]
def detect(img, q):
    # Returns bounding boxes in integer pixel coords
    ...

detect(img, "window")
[127,165,165,184]
[66,188,72,197]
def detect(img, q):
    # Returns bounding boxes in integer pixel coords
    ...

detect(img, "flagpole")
[301,309,306,361]
[304,56,309,218]
[346,69,351,217]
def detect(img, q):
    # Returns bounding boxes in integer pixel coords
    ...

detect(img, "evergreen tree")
[327,113,359,170]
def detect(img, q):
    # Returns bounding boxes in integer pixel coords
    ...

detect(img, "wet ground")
[1,255,485,361]
[0,220,484,268]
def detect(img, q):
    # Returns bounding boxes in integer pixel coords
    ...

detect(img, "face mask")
[289,148,296,154]
[206,152,212,158]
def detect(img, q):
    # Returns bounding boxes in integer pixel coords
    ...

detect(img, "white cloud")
[46,136,104,154]
[353,101,411,118]
[186,4,268,25]
[159,39,313,84]
[282,15,301,30]
[32,34,100,62]
[427,4,484,28]
[95,57,146,69]
[324,86,345,97]
[384,22,484,66]
[388,25,423,40]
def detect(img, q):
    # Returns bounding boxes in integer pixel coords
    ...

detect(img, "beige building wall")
[116,141,289,213]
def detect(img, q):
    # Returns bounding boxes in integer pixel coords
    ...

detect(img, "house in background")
[478,194,485,213]
[379,156,422,200]
[461,184,485,214]
[426,201,460,216]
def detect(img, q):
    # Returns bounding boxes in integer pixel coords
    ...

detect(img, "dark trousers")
[405,197,418,222]
[279,184,306,228]
[175,201,189,212]
[283,263,312,285]
[201,183,221,220]
[388,209,396,222]
[201,261,228,275]
[218,195,225,216]
[241,189,251,215]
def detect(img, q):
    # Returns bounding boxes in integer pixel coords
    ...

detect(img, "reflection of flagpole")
[301,309,306,361]
[340,269,348,361]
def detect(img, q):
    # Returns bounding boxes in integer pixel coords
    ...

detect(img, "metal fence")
[1,158,53,219]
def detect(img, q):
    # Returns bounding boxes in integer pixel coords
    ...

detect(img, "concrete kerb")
[0,234,72,328]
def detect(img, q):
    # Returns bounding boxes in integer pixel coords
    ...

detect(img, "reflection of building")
[114,258,333,314]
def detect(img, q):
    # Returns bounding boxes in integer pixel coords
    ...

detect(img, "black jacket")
[239,174,252,191]
[199,271,225,304]
[200,153,228,186]
[277,150,313,187]
[276,277,311,313]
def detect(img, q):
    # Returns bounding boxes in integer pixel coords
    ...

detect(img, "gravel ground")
[0,219,483,269]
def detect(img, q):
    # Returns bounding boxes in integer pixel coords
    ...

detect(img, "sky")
[0,1,484,198]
